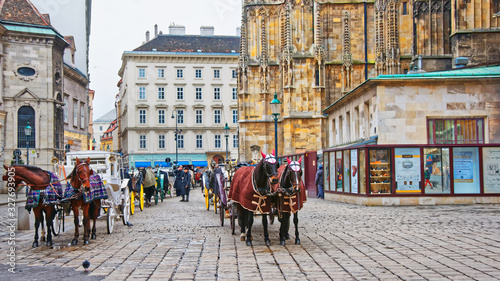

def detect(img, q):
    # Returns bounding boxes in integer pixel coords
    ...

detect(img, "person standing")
[177,166,191,202]
[173,165,183,197]
[143,167,156,207]
[315,164,324,199]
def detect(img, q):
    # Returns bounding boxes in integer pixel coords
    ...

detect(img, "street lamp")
[171,110,182,165]
[270,93,281,160]
[92,138,96,150]
[224,123,230,162]
[25,122,32,165]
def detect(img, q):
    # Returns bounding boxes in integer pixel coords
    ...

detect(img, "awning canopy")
[192,161,208,167]
[134,161,151,168]
[176,160,190,166]
[154,161,171,167]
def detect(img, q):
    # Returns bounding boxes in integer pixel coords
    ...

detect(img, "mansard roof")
[94,108,116,123]
[133,34,240,54]
[0,0,50,26]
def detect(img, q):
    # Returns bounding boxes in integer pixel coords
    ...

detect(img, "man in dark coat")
[173,165,183,197]
[176,166,191,202]
[315,164,324,199]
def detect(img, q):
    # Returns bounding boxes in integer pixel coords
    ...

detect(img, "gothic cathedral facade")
[238,0,500,162]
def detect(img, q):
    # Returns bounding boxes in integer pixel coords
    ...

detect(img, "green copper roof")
[374,65,500,80]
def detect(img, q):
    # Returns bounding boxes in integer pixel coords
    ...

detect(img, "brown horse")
[274,157,306,245]
[3,164,61,247]
[67,157,101,245]
[229,151,279,246]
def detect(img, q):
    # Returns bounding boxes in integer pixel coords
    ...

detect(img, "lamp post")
[25,122,32,165]
[171,110,182,165]
[270,93,281,160]
[92,138,96,150]
[224,123,230,162]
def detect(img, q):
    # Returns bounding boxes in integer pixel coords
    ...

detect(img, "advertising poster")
[395,148,420,191]
[453,147,480,194]
[453,152,474,183]
[351,149,358,193]
[483,147,500,193]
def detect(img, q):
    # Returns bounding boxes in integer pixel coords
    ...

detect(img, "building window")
[233,135,238,148]
[215,135,221,148]
[139,86,146,100]
[139,68,146,78]
[139,135,146,149]
[196,135,203,149]
[214,88,221,100]
[158,68,165,78]
[177,134,184,149]
[73,100,78,126]
[176,69,183,78]
[176,110,184,124]
[80,103,85,129]
[17,106,36,148]
[232,88,237,100]
[158,109,165,124]
[232,110,238,124]
[177,87,184,100]
[232,69,237,79]
[402,2,408,15]
[195,69,202,78]
[195,109,203,124]
[428,118,484,144]
[139,109,146,124]
[99,126,103,131]
[214,109,221,124]
[214,69,220,78]
[159,135,165,149]
[63,96,69,123]
[195,87,202,100]
[158,87,165,99]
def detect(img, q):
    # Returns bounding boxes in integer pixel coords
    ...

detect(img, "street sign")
[165,157,171,163]
[13,149,21,157]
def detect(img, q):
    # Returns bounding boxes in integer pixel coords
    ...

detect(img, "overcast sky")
[89,0,242,119]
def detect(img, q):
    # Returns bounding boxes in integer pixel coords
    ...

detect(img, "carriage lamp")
[224,123,230,162]
[25,122,32,165]
[270,93,281,160]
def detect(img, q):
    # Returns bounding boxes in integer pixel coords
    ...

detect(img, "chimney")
[154,24,158,37]
[200,26,215,36]
[146,31,150,42]
[169,24,185,35]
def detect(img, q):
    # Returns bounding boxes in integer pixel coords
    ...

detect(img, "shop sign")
[395,148,421,192]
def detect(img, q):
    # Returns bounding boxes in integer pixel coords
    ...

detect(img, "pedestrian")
[177,166,191,202]
[315,164,324,199]
[173,165,183,197]
[143,167,156,207]
[159,169,169,195]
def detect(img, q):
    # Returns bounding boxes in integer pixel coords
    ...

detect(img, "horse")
[3,164,62,247]
[67,157,101,245]
[273,157,306,245]
[228,151,279,246]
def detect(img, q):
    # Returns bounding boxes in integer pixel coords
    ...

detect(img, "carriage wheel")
[122,187,131,225]
[53,207,63,236]
[219,203,225,226]
[107,207,115,234]
[139,185,144,211]
[154,188,159,205]
[230,203,236,235]
[204,188,210,211]
[130,191,135,215]
[160,186,165,202]
[269,207,275,225]
[214,193,218,214]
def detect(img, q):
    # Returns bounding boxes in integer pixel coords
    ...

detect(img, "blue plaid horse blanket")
[25,171,66,210]
[65,174,108,203]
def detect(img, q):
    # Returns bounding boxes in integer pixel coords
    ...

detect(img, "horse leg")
[82,204,91,245]
[293,212,300,245]
[246,212,254,246]
[90,200,100,239]
[71,203,80,245]
[32,208,42,248]
[238,205,246,241]
[262,214,270,246]
[45,207,54,247]
[40,211,46,242]
[285,213,291,240]
[279,213,290,246]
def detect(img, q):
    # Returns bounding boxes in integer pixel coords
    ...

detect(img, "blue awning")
[135,161,151,168]
[176,161,190,166]
[192,161,208,167]
[154,161,171,167]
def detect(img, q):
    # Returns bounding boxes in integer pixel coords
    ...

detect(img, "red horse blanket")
[229,166,272,214]
[273,165,307,213]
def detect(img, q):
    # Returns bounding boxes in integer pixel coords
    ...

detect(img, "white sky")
[89,0,242,119]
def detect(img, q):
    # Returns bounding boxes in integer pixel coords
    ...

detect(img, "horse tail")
[89,199,101,220]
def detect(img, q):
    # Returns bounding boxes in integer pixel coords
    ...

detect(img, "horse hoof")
[71,239,78,245]
[280,240,286,246]
[265,240,271,246]
[84,239,90,245]
[240,234,245,241]
[295,238,300,245]
[46,241,53,247]
[91,234,96,239]
[32,242,39,248]
[246,241,252,246]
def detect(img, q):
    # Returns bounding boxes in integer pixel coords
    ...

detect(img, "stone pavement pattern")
[1,188,500,280]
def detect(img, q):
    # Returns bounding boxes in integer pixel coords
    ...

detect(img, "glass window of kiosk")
[395,148,421,194]
[424,148,451,194]
[329,152,335,191]
[343,150,350,193]
[336,151,343,192]
[324,154,329,191]
[453,147,480,194]
[369,149,392,194]
[359,149,366,194]
[483,147,500,193]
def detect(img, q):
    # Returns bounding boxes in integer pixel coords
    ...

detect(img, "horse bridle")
[74,162,91,192]
[253,155,278,195]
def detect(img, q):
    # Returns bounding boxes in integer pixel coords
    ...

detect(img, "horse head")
[280,156,303,196]
[73,157,93,192]
[3,164,50,191]
[254,150,279,195]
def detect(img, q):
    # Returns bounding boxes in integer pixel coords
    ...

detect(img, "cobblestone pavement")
[1,188,500,280]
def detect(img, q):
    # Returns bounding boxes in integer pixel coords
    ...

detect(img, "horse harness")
[250,156,277,214]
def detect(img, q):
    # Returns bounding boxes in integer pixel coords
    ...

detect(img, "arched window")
[18,106,35,148]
